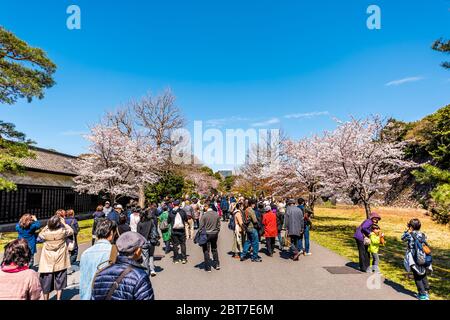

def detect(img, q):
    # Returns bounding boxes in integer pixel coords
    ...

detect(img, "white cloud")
[385,76,423,86]
[284,111,329,119]
[205,116,250,128]
[251,117,280,127]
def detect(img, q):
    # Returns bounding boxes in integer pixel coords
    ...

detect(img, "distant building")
[0,147,99,225]
[217,170,233,179]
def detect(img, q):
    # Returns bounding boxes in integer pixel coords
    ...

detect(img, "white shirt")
[129,213,140,233]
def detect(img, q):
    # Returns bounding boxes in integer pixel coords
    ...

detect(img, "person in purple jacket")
[354,212,381,272]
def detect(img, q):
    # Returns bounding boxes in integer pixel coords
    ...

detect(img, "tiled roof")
[17,147,77,176]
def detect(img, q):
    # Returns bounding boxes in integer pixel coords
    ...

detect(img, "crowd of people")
[0,194,433,300]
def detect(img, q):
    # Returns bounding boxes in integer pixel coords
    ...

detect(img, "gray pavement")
[3,222,416,300]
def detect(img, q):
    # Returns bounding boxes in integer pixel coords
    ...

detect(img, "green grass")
[0,219,95,253]
[311,206,450,300]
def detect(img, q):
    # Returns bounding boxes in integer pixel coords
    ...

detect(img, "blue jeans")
[298,225,310,253]
[241,229,259,260]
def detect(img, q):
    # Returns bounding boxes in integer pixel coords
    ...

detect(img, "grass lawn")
[0,219,95,254]
[311,206,450,300]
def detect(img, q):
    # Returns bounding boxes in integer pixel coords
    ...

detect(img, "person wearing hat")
[262,205,277,257]
[353,212,382,272]
[284,199,305,261]
[91,232,154,300]
[107,204,122,225]
[103,201,112,217]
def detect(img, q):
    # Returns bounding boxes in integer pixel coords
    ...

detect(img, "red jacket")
[262,211,278,238]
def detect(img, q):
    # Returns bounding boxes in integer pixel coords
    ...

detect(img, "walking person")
[64,209,80,271]
[79,219,117,300]
[92,205,105,245]
[158,205,171,254]
[137,209,160,277]
[15,213,41,268]
[168,200,188,264]
[37,215,74,300]
[103,201,112,217]
[117,212,131,236]
[353,212,381,272]
[275,204,284,251]
[240,199,262,262]
[221,196,230,222]
[91,232,154,300]
[107,204,122,225]
[297,198,313,256]
[192,198,201,230]
[262,206,277,257]
[284,199,304,261]
[129,207,141,233]
[402,218,432,300]
[198,203,221,272]
[0,239,43,300]
[230,202,244,259]
[183,200,195,240]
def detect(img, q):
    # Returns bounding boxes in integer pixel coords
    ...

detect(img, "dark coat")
[91,256,154,300]
[107,210,120,224]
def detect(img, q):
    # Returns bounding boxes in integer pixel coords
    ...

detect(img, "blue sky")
[1,0,449,171]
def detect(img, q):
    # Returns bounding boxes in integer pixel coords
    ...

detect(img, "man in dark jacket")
[167,200,188,264]
[91,231,154,300]
[198,203,221,272]
[284,199,304,261]
[107,204,122,225]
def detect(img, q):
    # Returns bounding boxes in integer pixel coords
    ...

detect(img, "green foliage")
[145,172,185,203]
[0,121,35,191]
[413,164,450,224]
[200,166,214,176]
[432,38,450,69]
[0,27,56,104]
[385,105,450,168]
[220,175,236,192]
[413,164,450,185]
[430,184,450,224]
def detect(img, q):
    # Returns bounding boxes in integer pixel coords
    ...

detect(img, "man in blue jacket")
[91,231,154,300]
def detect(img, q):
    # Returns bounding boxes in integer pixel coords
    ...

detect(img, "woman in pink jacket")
[0,239,42,300]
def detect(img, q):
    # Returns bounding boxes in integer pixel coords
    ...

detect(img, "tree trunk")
[363,201,371,219]
[138,185,146,208]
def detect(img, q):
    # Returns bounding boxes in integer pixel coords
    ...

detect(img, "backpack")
[228,214,236,231]
[412,234,432,267]
[149,221,161,246]
[173,211,184,229]
[159,219,169,232]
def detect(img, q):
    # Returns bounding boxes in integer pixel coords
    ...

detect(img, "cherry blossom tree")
[276,135,328,210]
[72,125,164,203]
[321,116,415,218]
[185,170,219,196]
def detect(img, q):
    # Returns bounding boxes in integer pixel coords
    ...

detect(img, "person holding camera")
[16,213,41,268]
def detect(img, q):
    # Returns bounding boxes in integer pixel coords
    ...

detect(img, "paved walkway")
[3,222,416,300]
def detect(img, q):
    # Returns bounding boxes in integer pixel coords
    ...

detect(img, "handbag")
[67,220,76,252]
[194,227,208,246]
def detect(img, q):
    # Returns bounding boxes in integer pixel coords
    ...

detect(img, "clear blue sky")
[1,0,449,171]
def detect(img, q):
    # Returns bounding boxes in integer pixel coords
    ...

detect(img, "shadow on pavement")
[383,279,417,298]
